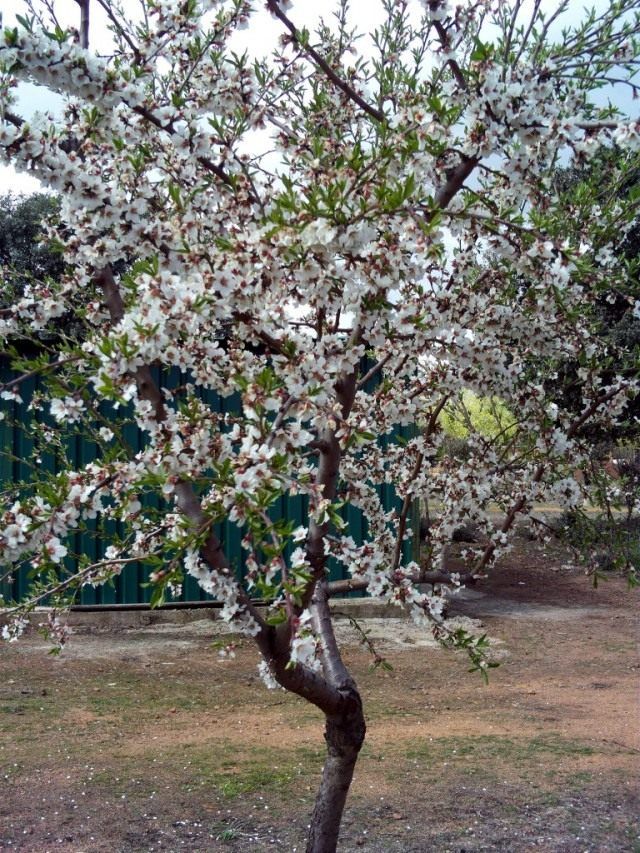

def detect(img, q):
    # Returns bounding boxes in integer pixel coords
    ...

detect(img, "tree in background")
[439,391,517,439]
[0,192,63,304]
[548,146,640,447]
[1,1,639,850]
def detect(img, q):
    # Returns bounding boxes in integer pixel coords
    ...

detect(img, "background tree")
[547,146,640,447]
[0,192,63,305]
[1,1,639,851]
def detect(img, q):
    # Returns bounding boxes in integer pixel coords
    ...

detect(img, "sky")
[0,0,635,196]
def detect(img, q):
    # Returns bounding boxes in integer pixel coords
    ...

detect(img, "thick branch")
[73,0,90,49]
[311,577,355,689]
[303,361,360,603]
[433,156,478,211]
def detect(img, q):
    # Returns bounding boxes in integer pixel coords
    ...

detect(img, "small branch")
[94,0,141,59]
[234,311,288,355]
[391,395,449,573]
[432,19,468,92]
[4,553,147,614]
[0,355,82,393]
[327,568,476,597]
[266,394,299,448]
[356,352,392,390]
[266,1,385,123]
[196,154,236,189]
[256,508,293,621]
[346,614,390,669]
[566,386,625,439]
[126,105,236,190]
[392,452,423,573]
[425,394,450,436]
[3,112,24,129]
[73,0,90,49]
[473,385,629,574]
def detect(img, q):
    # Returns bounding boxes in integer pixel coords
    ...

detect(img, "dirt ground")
[1,540,638,853]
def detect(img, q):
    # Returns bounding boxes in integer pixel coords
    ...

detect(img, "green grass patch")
[405,733,597,766]
[161,742,324,800]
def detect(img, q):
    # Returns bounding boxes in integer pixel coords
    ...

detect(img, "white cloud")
[0,163,41,195]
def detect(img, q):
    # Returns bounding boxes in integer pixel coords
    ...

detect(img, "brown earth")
[0,540,638,853]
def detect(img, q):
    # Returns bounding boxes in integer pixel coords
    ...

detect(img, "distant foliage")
[0,192,63,302]
[548,147,640,443]
[439,391,517,442]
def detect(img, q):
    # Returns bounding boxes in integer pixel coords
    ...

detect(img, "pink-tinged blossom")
[43,537,68,563]
[50,397,85,423]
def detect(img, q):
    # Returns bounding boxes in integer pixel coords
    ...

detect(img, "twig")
[346,614,390,670]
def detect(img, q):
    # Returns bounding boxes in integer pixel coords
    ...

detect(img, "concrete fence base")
[3,598,407,633]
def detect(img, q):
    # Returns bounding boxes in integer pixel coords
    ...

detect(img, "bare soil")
[1,540,638,852]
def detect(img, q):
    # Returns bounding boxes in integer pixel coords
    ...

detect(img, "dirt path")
[1,541,638,852]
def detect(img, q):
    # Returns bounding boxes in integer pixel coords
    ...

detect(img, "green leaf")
[149,585,166,609]
[470,38,492,62]
[15,14,34,31]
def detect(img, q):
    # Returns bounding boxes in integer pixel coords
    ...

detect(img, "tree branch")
[311,576,355,689]
[73,0,90,49]
[433,155,478,211]
[473,385,629,574]
[356,351,392,390]
[94,265,267,631]
[327,567,477,597]
[431,19,468,92]
[94,0,142,60]
[265,1,385,123]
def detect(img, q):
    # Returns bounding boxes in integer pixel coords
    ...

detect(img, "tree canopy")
[1,1,639,849]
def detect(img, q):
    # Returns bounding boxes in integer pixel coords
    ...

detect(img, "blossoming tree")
[1,0,639,849]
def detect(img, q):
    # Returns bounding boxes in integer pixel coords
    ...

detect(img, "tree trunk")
[306,692,366,853]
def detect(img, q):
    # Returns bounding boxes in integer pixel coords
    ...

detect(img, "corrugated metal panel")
[1,356,418,605]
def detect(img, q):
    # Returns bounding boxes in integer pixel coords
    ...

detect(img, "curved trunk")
[306,695,366,853]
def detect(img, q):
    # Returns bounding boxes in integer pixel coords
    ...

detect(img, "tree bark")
[306,689,366,853]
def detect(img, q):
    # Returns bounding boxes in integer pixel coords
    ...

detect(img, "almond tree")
[1,1,639,850]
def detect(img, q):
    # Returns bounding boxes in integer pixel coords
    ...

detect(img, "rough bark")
[306,691,367,853]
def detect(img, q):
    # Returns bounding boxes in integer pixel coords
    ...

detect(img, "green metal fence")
[1,355,418,604]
